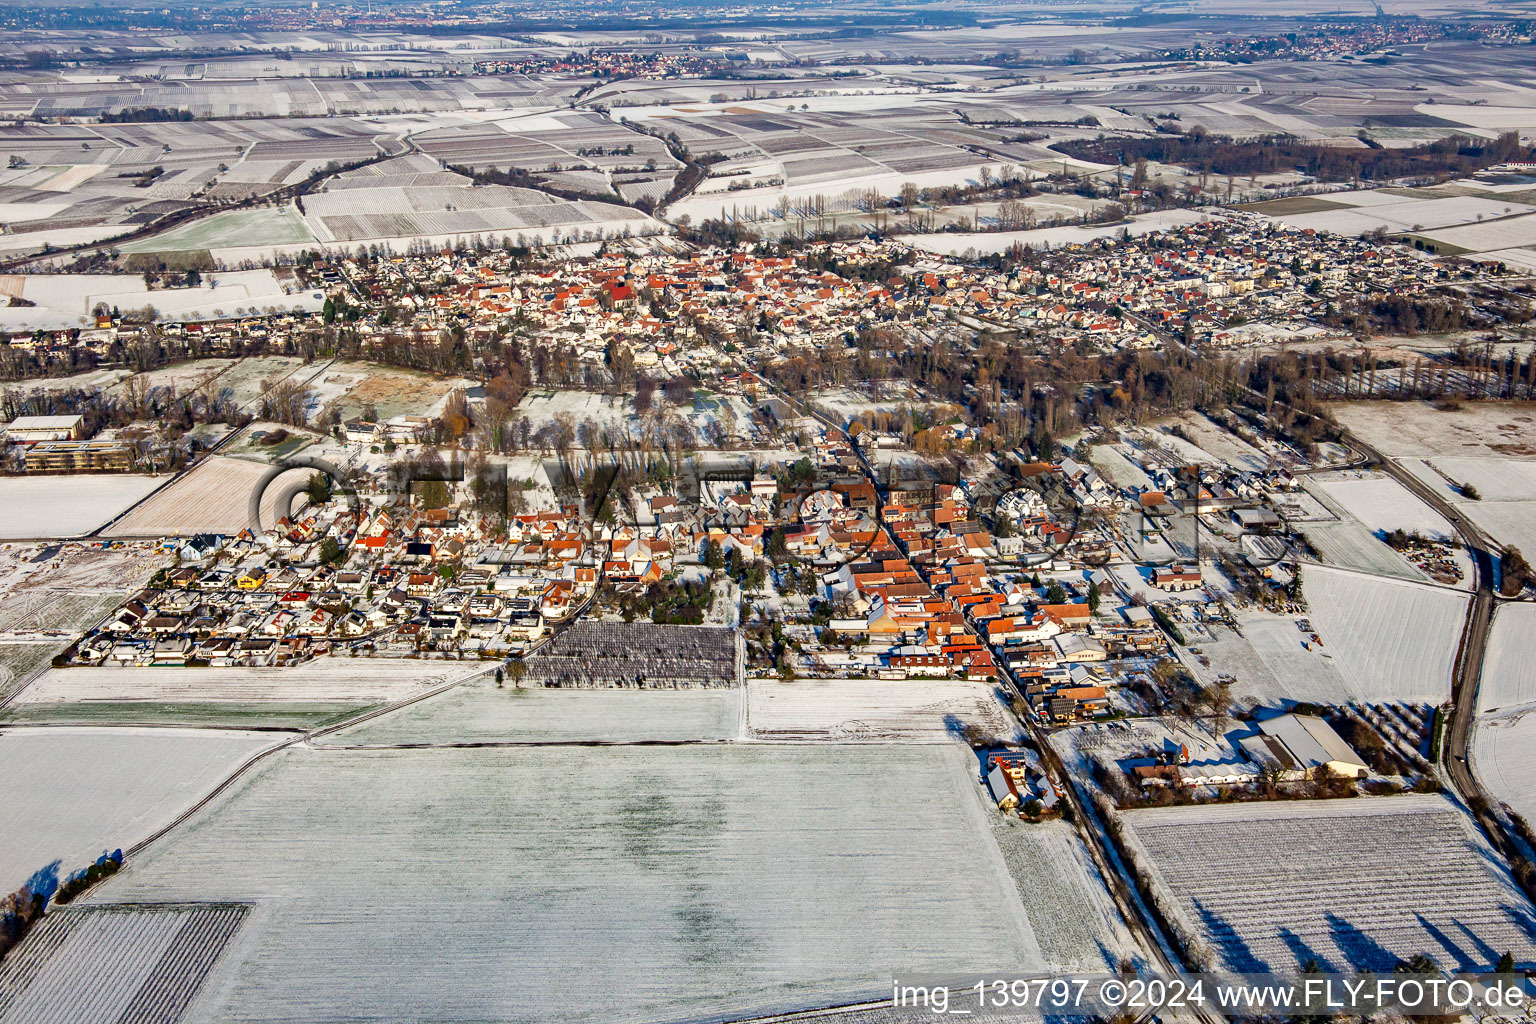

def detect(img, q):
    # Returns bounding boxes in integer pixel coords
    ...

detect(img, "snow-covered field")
[1475,708,1536,827]
[0,476,169,539]
[323,682,744,745]
[86,743,1051,1022]
[0,726,282,891]
[1329,401,1536,460]
[897,208,1207,255]
[1235,611,1352,705]
[1126,795,1536,972]
[0,903,249,1024]
[745,677,1020,742]
[1298,564,1466,702]
[1310,471,1455,540]
[1296,521,1424,581]
[1478,602,1536,712]
[1173,413,1272,473]
[102,456,305,538]
[14,658,465,706]
[0,271,324,329]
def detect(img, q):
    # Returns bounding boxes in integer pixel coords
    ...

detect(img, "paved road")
[1343,433,1507,838]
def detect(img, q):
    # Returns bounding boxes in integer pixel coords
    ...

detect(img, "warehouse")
[4,414,85,444]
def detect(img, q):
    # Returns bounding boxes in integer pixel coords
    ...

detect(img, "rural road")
[1343,433,1508,841]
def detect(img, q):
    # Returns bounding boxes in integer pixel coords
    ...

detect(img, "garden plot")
[1124,796,1536,972]
[0,475,168,539]
[102,456,304,538]
[86,743,1050,1023]
[745,677,1019,743]
[1090,444,1153,490]
[0,726,282,892]
[0,903,249,1024]
[13,658,463,707]
[1298,565,1466,703]
[1478,602,1536,712]
[323,682,744,746]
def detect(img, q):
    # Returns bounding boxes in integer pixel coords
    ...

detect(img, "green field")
[1236,195,1348,216]
[120,206,316,254]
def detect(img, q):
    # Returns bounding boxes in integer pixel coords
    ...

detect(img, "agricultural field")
[0,903,250,1024]
[1478,602,1536,713]
[1475,707,1536,829]
[101,455,303,538]
[1125,796,1536,972]
[0,271,324,331]
[0,725,283,891]
[0,476,169,539]
[1295,520,1424,581]
[322,682,745,746]
[1298,565,1466,703]
[1309,471,1456,540]
[745,677,1020,743]
[299,156,662,250]
[118,204,317,255]
[11,658,468,707]
[1230,610,1352,705]
[899,209,1207,256]
[83,743,1054,1022]
[1329,402,1536,460]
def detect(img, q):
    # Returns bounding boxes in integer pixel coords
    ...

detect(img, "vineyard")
[1126,796,1536,972]
[0,903,248,1024]
[523,621,740,688]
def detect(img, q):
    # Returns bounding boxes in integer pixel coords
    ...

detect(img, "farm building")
[1150,565,1202,590]
[4,414,85,443]
[1242,713,1368,779]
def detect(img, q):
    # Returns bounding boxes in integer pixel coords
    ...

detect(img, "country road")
[1342,432,1508,843]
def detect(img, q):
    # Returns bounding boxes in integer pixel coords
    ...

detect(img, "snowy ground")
[897,209,1207,255]
[745,677,1020,743]
[1474,707,1536,827]
[1310,471,1456,540]
[1296,521,1425,582]
[14,658,466,706]
[322,682,744,746]
[87,743,1051,1023]
[1292,565,1466,703]
[1125,795,1536,972]
[0,726,283,891]
[0,476,170,539]
[1478,602,1536,713]
[1172,413,1273,473]
[1232,610,1353,705]
[1,271,324,329]
[102,456,307,538]
[1329,401,1536,460]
